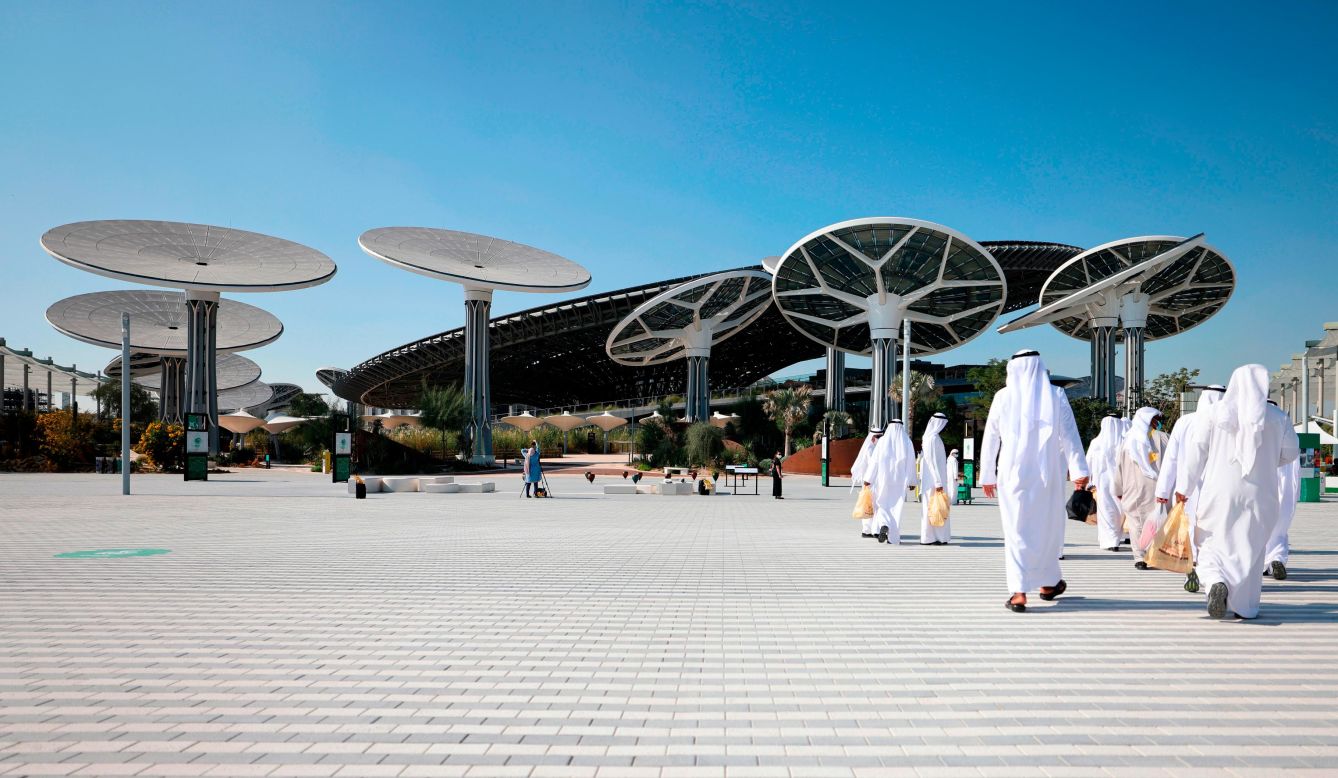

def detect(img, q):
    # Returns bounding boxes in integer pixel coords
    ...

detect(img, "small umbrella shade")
[218,409,267,434]
[586,412,629,454]
[544,410,590,454]
[264,414,309,434]
[1296,422,1338,445]
[362,411,421,429]
[500,411,545,432]
[709,411,739,428]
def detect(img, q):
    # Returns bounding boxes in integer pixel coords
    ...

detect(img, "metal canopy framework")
[772,218,1007,427]
[331,242,1078,413]
[359,226,591,464]
[106,351,262,423]
[999,235,1235,411]
[606,270,772,421]
[0,337,105,413]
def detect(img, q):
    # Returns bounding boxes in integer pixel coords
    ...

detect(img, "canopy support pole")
[464,288,494,464]
[869,336,895,429]
[121,312,131,496]
[901,319,911,423]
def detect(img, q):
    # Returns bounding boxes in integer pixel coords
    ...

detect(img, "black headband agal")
[1011,350,1040,359]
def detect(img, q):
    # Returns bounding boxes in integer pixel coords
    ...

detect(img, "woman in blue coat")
[523,440,543,497]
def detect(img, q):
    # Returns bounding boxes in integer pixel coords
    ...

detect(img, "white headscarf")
[1004,351,1056,487]
[1090,414,1121,474]
[922,412,948,444]
[1214,365,1270,476]
[1122,406,1162,479]
[870,419,915,494]
[1199,384,1225,413]
[850,428,882,490]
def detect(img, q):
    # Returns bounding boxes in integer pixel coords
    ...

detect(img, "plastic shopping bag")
[852,486,874,519]
[1137,503,1166,551]
[1145,502,1193,574]
[1066,488,1095,522]
[927,490,950,527]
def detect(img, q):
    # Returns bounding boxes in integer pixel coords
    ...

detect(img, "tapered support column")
[901,319,912,423]
[824,348,845,435]
[159,356,185,423]
[869,336,896,429]
[464,288,494,463]
[1090,326,1118,405]
[1120,292,1149,415]
[685,353,710,422]
[185,290,220,454]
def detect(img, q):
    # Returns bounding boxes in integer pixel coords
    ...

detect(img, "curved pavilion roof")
[332,242,1081,410]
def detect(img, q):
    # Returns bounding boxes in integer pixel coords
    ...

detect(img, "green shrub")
[684,422,724,467]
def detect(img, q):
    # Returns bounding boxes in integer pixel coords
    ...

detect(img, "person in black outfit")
[772,451,784,499]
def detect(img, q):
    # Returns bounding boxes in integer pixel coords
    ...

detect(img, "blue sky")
[1,1,1334,399]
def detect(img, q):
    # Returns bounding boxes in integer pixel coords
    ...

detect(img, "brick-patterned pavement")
[2,471,1336,777]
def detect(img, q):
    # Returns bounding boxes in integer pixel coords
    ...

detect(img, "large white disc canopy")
[47,290,282,354]
[771,217,1006,427]
[998,234,1235,411]
[218,381,274,414]
[41,220,336,292]
[606,270,772,422]
[106,352,261,392]
[358,226,591,464]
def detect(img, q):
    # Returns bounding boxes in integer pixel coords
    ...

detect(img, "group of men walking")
[851,349,1303,620]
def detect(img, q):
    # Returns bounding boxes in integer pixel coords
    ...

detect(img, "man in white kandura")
[1086,413,1125,552]
[1181,364,1300,620]
[852,426,884,538]
[1265,425,1301,580]
[868,418,916,545]
[1155,384,1225,591]
[981,350,1090,613]
[1114,406,1169,570]
[947,448,961,505]
[919,412,952,545]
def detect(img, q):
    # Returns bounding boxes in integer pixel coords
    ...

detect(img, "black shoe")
[1134,561,1149,570]
[775,496,784,500]
[1185,569,1200,593]
[1106,547,1122,552]
[1057,554,1064,559]
[861,533,874,538]
[877,527,888,544]
[1207,582,1229,618]
[1039,579,1067,601]
[1006,598,1026,613]
[1270,561,1287,580]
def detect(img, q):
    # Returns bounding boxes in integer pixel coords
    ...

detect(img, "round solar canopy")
[41,220,336,292]
[107,352,260,392]
[358,227,591,293]
[998,234,1234,411]
[316,367,348,390]
[218,381,274,413]
[606,270,772,421]
[46,290,282,355]
[772,217,1007,357]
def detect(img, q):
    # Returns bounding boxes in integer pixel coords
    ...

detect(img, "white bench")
[456,482,496,493]
[603,484,637,495]
[654,481,694,496]
[423,483,461,493]
[381,476,420,493]
[348,476,383,494]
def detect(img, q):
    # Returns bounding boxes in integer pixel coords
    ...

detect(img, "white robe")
[1267,458,1301,565]
[1182,386,1300,619]
[919,418,951,544]
[980,360,1090,594]
[1085,417,1124,549]
[947,453,960,504]
[1165,390,1225,560]
[868,423,915,543]
[850,432,880,534]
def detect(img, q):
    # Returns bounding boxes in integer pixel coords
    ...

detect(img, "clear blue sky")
[1,1,1334,399]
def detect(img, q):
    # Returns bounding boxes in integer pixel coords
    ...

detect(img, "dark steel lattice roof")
[333,241,1081,410]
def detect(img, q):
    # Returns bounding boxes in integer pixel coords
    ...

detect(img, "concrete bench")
[456,482,495,493]
[381,476,420,493]
[423,483,461,494]
[348,476,383,494]
[653,481,694,496]
[603,484,637,495]
[422,476,455,485]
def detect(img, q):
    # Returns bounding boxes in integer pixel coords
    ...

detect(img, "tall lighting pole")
[121,312,130,496]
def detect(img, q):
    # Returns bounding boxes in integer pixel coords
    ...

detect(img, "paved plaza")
[2,470,1337,778]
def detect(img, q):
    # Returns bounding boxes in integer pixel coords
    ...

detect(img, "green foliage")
[419,383,472,458]
[889,371,940,429]
[287,393,330,417]
[92,380,158,422]
[34,411,98,470]
[758,458,773,476]
[636,415,681,468]
[1069,397,1118,448]
[763,385,812,456]
[726,397,780,459]
[1143,367,1201,427]
[134,421,183,472]
[966,359,1008,418]
[684,422,724,467]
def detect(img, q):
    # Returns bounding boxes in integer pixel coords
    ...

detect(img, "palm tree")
[889,371,939,430]
[418,383,473,460]
[763,385,812,456]
[821,409,853,439]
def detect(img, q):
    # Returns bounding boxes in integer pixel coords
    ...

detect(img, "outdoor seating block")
[423,483,461,494]
[349,477,382,494]
[381,477,420,493]
[423,476,455,485]
[457,482,495,493]
[654,481,694,495]
[603,484,637,494]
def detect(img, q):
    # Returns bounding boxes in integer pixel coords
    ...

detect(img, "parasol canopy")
[218,409,267,434]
